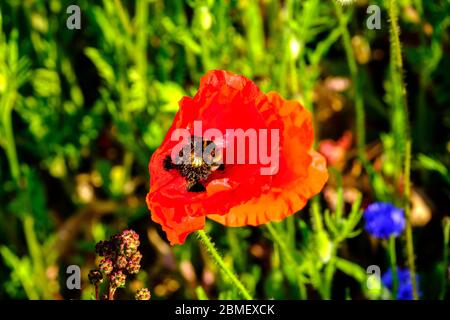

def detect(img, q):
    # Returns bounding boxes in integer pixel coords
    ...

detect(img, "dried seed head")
[126,251,142,274]
[115,255,128,269]
[99,258,114,275]
[119,230,140,257]
[135,288,151,300]
[110,271,126,288]
[95,240,114,258]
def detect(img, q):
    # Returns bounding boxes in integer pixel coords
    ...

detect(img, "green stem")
[334,3,385,200]
[388,0,405,75]
[279,0,294,97]
[266,223,307,299]
[404,140,419,299]
[413,0,426,151]
[334,3,366,163]
[310,198,324,232]
[323,254,337,300]
[196,230,252,300]
[200,36,211,71]
[380,2,413,284]
[113,0,133,36]
[388,236,398,299]
[1,90,20,183]
[388,0,410,185]
[440,218,450,300]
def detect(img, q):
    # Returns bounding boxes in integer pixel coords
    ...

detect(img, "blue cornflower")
[381,267,420,300]
[363,202,405,239]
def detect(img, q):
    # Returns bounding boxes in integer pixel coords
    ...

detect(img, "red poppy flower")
[146,70,328,245]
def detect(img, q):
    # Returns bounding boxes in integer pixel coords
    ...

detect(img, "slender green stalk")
[266,223,307,299]
[323,254,336,300]
[310,198,324,232]
[388,0,405,76]
[403,140,419,299]
[196,230,252,300]
[266,223,296,266]
[334,3,366,163]
[388,236,398,299]
[388,0,416,298]
[1,90,20,183]
[440,218,450,300]
[200,36,211,71]
[278,0,294,96]
[135,0,149,80]
[113,0,133,35]
[416,72,427,150]
[23,215,53,299]
[387,0,410,184]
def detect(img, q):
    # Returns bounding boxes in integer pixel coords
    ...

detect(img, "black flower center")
[163,136,224,192]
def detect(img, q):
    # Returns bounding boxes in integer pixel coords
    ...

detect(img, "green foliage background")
[0,0,449,300]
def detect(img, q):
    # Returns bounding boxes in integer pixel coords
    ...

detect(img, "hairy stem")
[387,0,410,184]
[403,140,419,299]
[196,230,252,300]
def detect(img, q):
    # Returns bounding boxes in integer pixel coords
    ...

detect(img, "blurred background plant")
[0,0,449,300]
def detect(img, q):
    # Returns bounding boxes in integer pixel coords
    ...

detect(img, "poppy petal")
[207,92,328,226]
[147,71,328,244]
[207,151,327,226]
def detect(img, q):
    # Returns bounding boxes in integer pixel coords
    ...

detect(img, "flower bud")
[289,37,301,60]
[197,6,212,31]
[95,240,114,258]
[88,269,103,285]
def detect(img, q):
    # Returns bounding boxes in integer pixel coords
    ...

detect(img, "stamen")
[191,156,204,168]
[163,136,224,192]
[163,155,174,170]
[187,182,206,192]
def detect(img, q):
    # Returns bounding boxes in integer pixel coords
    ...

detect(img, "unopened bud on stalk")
[289,37,301,60]
[197,6,212,31]
[88,269,103,285]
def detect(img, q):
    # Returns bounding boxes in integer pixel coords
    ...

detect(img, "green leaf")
[416,154,450,184]
[84,47,115,86]
[195,286,209,300]
[335,257,367,284]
